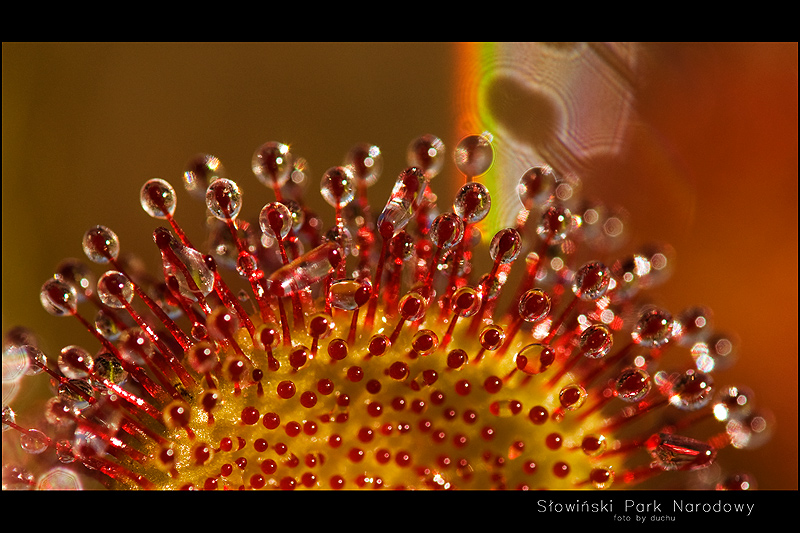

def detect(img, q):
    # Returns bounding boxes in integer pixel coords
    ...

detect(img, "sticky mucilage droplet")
[266,241,344,298]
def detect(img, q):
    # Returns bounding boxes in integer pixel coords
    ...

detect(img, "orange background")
[3,42,796,489]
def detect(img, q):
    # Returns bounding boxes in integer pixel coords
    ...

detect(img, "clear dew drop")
[82,225,120,264]
[259,202,294,241]
[155,227,215,300]
[345,142,383,187]
[515,343,556,375]
[252,141,294,190]
[631,307,674,348]
[57,345,94,380]
[40,278,78,317]
[73,426,109,460]
[20,428,49,455]
[17,345,47,377]
[489,228,522,264]
[407,134,445,179]
[579,324,613,359]
[140,178,177,219]
[453,182,492,224]
[320,166,355,209]
[206,178,243,221]
[377,168,428,238]
[668,369,714,411]
[376,199,410,238]
[328,279,371,311]
[614,367,651,402]
[390,167,427,205]
[479,324,505,351]
[572,261,611,301]
[518,289,551,323]
[97,271,134,309]
[267,241,343,298]
[451,286,481,317]
[411,329,439,356]
[236,250,261,280]
[453,133,494,179]
[307,313,334,341]
[536,205,573,244]
[517,166,557,210]
[398,292,428,322]
[325,224,354,258]
[429,213,465,251]
[559,383,587,410]
[2,405,17,432]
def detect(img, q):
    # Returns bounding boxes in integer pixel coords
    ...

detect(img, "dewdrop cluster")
[2,133,772,490]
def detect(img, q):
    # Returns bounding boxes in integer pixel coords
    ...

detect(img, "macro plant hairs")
[2,42,795,492]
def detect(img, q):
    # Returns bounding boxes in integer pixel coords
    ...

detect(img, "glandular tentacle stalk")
[2,134,770,491]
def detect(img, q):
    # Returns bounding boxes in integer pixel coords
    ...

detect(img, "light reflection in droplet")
[604,217,624,237]
[555,183,574,201]
[692,342,715,372]
[38,466,83,490]
[714,337,734,357]
[532,319,552,340]
[650,253,668,271]
[2,345,30,383]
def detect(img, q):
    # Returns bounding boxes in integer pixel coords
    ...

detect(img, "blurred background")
[3,42,796,489]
